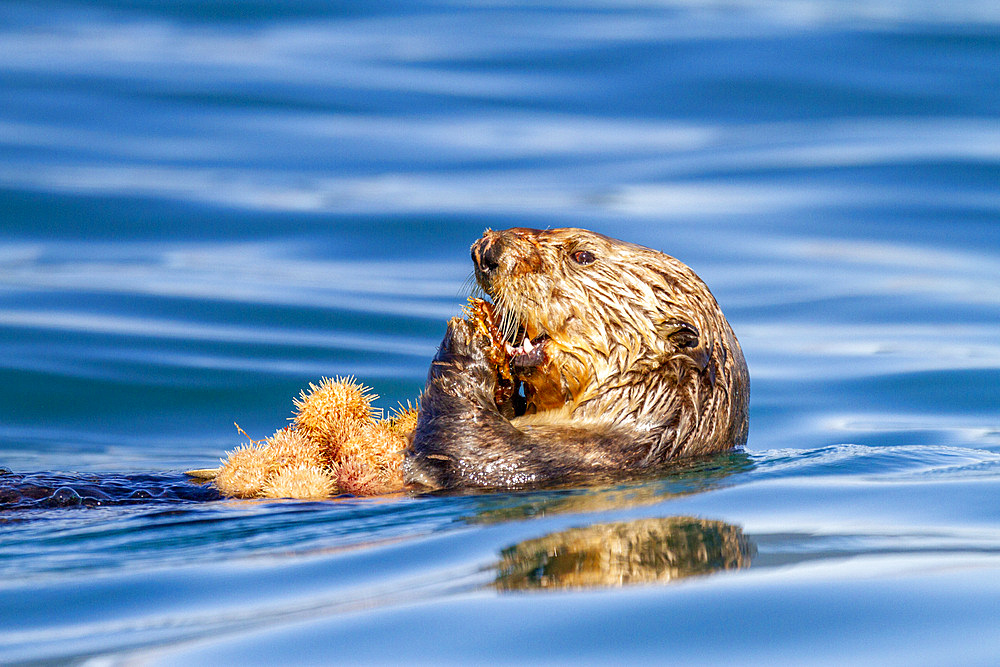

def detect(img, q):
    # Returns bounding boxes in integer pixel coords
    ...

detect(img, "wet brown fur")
[405,228,749,490]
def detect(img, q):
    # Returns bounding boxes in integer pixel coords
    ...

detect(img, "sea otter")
[405,227,749,490]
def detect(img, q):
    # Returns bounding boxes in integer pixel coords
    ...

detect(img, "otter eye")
[571,249,596,265]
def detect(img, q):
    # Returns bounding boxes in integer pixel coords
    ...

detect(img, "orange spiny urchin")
[292,376,378,457]
[377,451,405,494]
[265,426,326,468]
[214,377,417,500]
[335,458,388,497]
[385,401,420,439]
[337,423,407,495]
[214,444,277,498]
[338,423,406,470]
[261,464,338,500]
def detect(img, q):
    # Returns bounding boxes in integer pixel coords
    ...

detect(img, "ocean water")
[2,1,999,663]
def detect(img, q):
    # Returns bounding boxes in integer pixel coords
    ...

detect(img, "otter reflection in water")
[495,516,753,591]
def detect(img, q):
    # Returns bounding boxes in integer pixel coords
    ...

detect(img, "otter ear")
[658,320,710,372]
[669,323,699,349]
[658,320,699,349]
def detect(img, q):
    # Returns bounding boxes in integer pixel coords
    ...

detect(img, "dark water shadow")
[0,468,220,516]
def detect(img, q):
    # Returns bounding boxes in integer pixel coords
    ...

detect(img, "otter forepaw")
[434,316,493,366]
[427,316,497,403]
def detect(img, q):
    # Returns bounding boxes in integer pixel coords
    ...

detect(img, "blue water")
[2,1,1000,663]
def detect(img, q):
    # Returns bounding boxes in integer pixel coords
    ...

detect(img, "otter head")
[471,227,747,450]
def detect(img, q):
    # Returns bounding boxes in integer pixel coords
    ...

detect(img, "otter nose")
[472,235,503,277]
